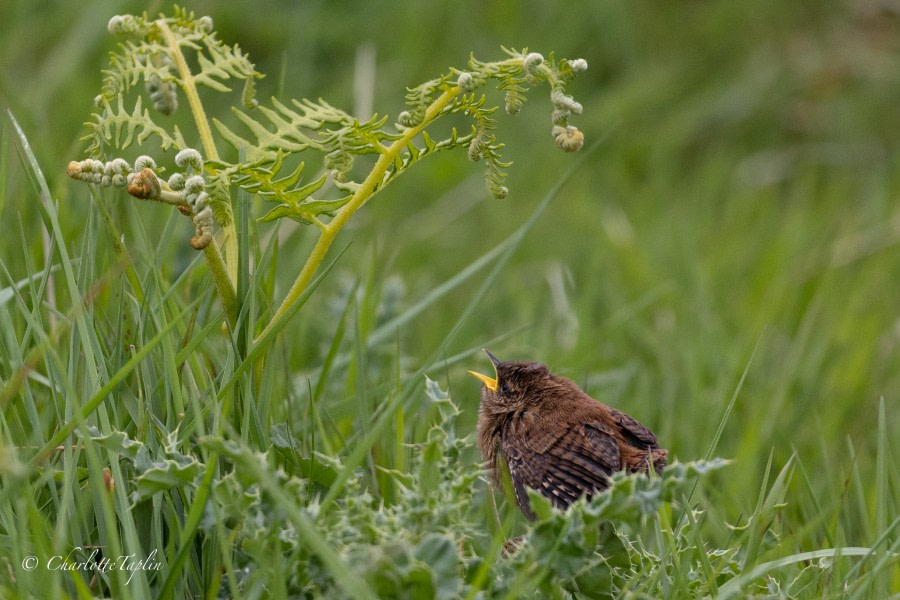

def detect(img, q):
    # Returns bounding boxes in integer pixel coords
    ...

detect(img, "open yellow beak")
[468,349,501,392]
[468,370,498,391]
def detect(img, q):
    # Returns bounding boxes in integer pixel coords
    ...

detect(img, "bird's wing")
[503,444,537,520]
[506,421,621,517]
[610,408,659,449]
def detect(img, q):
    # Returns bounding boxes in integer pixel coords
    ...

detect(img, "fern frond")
[382,128,475,191]
[100,40,173,101]
[402,75,456,126]
[219,151,350,226]
[403,79,438,126]
[498,74,529,115]
[206,172,233,227]
[215,98,398,169]
[69,5,590,337]
[168,5,212,33]
[193,36,263,105]
[85,96,188,158]
[258,196,352,225]
[74,7,589,244]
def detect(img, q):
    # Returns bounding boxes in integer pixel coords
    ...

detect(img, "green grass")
[1,1,898,597]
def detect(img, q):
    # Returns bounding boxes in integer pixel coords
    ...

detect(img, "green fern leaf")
[258,196,352,225]
[193,37,263,96]
[85,95,187,157]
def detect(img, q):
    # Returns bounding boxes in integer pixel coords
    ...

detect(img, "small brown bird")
[470,350,667,520]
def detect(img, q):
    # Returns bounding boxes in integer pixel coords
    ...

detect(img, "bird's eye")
[500,381,511,395]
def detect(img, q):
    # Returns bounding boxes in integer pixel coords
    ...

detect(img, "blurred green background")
[2,0,898,540]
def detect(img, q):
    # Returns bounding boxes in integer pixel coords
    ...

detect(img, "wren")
[470,350,667,520]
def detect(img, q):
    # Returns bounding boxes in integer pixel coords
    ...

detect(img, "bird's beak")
[468,349,500,392]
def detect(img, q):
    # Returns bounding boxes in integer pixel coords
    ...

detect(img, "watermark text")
[21,547,163,584]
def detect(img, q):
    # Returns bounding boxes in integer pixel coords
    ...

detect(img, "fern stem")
[155,20,220,163]
[157,19,238,321]
[205,243,238,328]
[255,88,461,344]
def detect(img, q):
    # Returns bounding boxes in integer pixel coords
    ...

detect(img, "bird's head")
[469,349,552,413]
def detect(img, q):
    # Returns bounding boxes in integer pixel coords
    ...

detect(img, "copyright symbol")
[21,555,38,571]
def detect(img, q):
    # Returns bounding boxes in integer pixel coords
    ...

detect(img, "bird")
[469,350,667,520]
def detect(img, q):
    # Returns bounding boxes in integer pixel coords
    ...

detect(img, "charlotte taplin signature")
[23,547,163,584]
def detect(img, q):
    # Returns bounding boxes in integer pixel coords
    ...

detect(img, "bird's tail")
[648,448,668,475]
[623,446,668,476]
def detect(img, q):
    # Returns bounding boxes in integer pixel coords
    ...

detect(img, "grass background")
[0,0,897,597]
